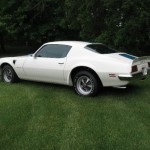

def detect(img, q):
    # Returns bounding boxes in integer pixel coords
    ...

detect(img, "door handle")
[58,63,64,64]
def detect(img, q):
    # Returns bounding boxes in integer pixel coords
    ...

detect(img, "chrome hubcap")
[77,76,93,95]
[3,68,13,82]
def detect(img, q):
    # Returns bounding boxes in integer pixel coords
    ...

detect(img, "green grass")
[0,77,150,150]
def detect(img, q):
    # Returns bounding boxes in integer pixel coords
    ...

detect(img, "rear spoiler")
[133,56,150,63]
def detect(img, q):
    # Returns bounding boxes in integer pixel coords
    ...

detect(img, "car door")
[23,44,71,84]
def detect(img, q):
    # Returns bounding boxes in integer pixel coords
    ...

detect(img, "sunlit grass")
[0,76,150,150]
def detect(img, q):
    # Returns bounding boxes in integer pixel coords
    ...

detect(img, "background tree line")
[0,0,150,55]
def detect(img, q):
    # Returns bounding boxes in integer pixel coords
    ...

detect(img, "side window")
[36,44,71,58]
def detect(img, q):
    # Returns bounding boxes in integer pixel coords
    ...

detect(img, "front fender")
[0,56,27,78]
[0,57,16,69]
[0,58,16,76]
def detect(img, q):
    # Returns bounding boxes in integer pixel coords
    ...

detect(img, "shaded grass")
[0,77,150,150]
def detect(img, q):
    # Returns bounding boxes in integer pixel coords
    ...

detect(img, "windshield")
[85,44,117,54]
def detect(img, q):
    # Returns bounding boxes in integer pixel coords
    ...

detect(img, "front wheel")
[2,65,18,83]
[73,71,100,96]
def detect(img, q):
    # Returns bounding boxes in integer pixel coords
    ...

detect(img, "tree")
[96,0,150,55]
[0,0,8,53]
[0,17,6,52]
[0,0,149,55]
[62,0,107,41]
[1,0,67,46]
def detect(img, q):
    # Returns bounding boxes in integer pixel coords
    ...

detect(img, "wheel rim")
[3,68,13,82]
[76,76,93,95]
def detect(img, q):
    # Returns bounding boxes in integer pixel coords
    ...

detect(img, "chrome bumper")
[118,70,150,81]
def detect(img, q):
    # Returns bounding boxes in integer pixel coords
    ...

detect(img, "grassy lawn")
[0,77,150,150]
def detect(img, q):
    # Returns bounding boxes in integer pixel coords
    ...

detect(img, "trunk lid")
[106,53,136,64]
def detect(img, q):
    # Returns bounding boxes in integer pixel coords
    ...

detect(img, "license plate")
[142,68,147,76]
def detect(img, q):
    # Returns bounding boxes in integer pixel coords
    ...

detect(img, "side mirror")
[28,54,33,57]
[33,54,37,59]
[28,54,36,58]
[32,53,42,58]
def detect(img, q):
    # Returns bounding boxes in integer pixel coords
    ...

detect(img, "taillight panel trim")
[132,65,138,73]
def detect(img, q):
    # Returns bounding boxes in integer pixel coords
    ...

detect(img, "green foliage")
[94,0,150,55]
[0,0,149,55]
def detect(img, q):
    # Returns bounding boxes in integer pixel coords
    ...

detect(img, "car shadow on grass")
[0,77,145,98]
[99,84,143,97]
[19,79,73,90]
[20,80,143,97]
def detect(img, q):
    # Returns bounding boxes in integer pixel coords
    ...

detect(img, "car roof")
[44,41,92,47]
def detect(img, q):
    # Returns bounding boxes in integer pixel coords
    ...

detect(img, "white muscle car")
[0,41,150,96]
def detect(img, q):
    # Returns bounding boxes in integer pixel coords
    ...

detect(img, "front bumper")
[118,69,150,81]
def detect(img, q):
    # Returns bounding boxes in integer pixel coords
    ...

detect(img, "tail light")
[132,65,138,73]
[148,62,150,67]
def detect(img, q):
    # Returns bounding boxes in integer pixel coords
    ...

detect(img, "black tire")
[2,65,18,83]
[73,71,101,96]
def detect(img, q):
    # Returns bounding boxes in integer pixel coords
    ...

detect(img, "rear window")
[85,44,117,54]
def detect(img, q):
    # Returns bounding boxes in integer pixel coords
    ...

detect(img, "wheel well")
[1,63,11,69]
[70,66,102,86]
[1,63,16,74]
[0,63,19,80]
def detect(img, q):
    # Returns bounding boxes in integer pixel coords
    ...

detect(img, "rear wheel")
[73,71,100,96]
[2,65,18,83]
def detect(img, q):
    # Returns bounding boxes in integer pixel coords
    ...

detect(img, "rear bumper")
[118,70,150,81]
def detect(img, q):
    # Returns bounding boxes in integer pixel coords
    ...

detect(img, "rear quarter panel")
[65,47,131,86]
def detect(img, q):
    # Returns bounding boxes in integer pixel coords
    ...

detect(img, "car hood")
[0,55,30,65]
[0,55,30,60]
